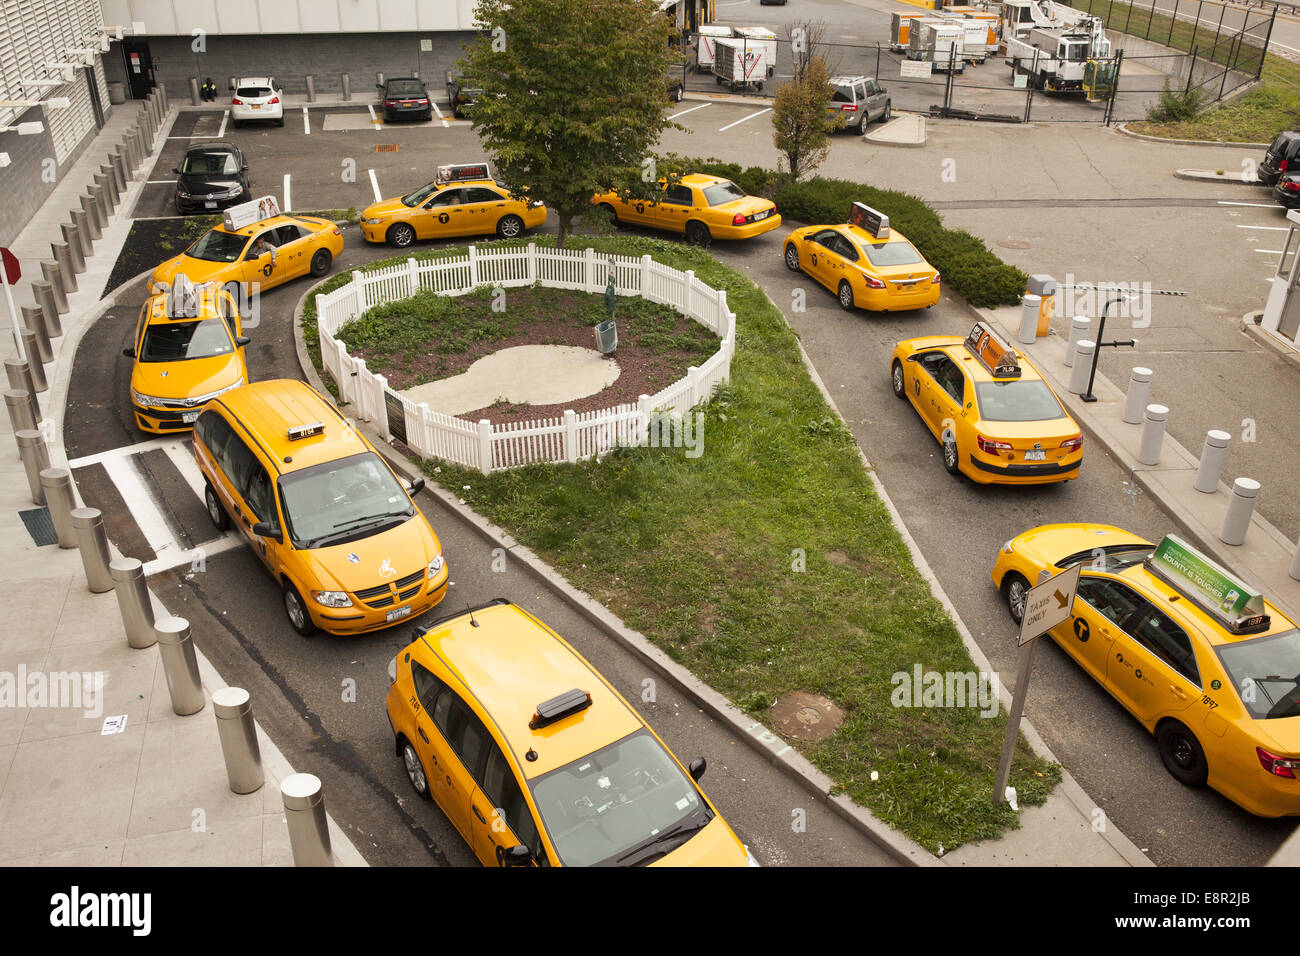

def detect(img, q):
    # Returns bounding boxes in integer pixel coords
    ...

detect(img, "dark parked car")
[1274,170,1300,208]
[173,143,250,215]
[1260,130,1300,187]
[377,77,432,122]
[445,72,481,118]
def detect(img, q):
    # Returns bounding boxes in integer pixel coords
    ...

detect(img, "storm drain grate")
[19,507,58,546]
[375,144,399,153]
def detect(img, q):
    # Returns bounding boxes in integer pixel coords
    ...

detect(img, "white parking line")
[668,103,711,120]
[1255,248,1284,254]
[1219,200,1282,208]
[368,168,382,203]
[719,107,770,132]
[302,106,310,135]
[283,173,291,212]
[431,100,448,128]
[367,104,382,130]
[217,109,228,138]
[1238,224,1289,230]
[147,179,176,184]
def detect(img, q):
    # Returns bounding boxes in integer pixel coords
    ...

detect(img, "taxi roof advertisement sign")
[223,195,281,231]
[1151,534,1264,620]
[437,162,491,184]
[848,202,889,239]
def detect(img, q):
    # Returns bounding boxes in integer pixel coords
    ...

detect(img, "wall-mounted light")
[0,153,10,167]
[0,121,47,135]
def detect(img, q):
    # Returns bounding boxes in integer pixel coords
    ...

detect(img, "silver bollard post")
[189,76,201,106]
[41,261,69,314]
[305,74,316,102]
[1068,340,1095,394]
[76,200,101,242]
[1194,430,1232,494]
[61,223,88,270]
[99,166,120,207]
[110,150,128,192]
[1122,367,1153,425]
[155,616,205,715]
[20,330,47,391]
[213,687,264,793]
[282,773,333,866]
[158,82,169,113]
[376,71,385,89]
[1220,477,1260,546]
[21,306,53,365]
[31,283,62,339]
[39,468,78,548]
[5,357,39,409]
[122,129,140,171]
[341,72,351,101]
[1063,315,1090,367]
[1017,294,1040,345]
[90,183,110,226]
[15,429,50,504]
[110,557,157,649]
[53,239,80,286]
[1138,403,1168,466]
[4,388,38,434]
[71,507,114,592]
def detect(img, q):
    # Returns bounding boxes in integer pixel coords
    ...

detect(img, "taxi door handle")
[473,805,487,824]
[1170,685,1188,700]
[417,725,429,744]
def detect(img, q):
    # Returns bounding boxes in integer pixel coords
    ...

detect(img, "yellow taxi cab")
[592,173,780,246]
[994,525,1300,818]
[386,599,756,867]
[890,321,1083,484]
[359,162,547,247]
[151,195,343,301]
[784,202,940,311]
[192,378,449,636]
[123,275,249,434]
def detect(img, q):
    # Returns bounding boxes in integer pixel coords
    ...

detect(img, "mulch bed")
[101,216,219,299]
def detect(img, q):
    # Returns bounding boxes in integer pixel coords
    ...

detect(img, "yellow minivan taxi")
[124,275,248,433]
[386,600,756,867]
[192,379,449,636]
[994,525,1300,818]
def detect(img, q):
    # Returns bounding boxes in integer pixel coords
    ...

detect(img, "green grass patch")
[1126,53,1300,142]
[305,234,1060,852]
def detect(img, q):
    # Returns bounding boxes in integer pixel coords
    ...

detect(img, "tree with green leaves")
[459,0,679,248]
[771,54,839,182]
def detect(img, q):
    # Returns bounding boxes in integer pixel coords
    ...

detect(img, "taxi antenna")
[468,603,479,628]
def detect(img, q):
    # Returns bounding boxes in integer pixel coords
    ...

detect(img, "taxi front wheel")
[784,244,800,272]
[386,223,416,248]
[1156,721,1208,786]
[309,248,332,277]
[890,360,906,399]
[401,739,432,801]
[496,214,524,239]
[1002,573,1029,625]
[942,435,960,476]
[838,280,855,311]
[283,582,318,637]
[204,484,229,531]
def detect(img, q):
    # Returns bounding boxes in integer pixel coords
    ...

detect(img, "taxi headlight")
[131,387,158,407]
[428,554,445,576]
[312,590,352,608]
[361,216,387,225]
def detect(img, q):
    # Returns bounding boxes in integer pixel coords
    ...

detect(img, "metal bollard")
[91,182,110,226]
[213,687,264,793]
[76,199,101,241]
[110,557,157,649]
[134,122,149,160]
[1194,429,1232,494]
[32,281,63,338]
[61,222,89,268]
[1138,403,1168,466]
[4,388,38,434]
[1017,294,1040,345]
[109,150,128,192]
[282,773,333,866]
[122,129,140,170]
[99,166,120,207]
[72,507,114,592]
[376,71,385,89]
[15,429,50,504]
[39,468,78,548]
[306,74,316,102]
[1067,340,1095,394]
[158,82,169,114]
[1219,477,1260,546]
[41,261,69,313]
[341,72,351,101]
[155,616,205,715]
[1063,316,1090,367]
[1121,367,1153,425]
[189,76,201,106]
[4,357,39,409]
[20,308,52,367]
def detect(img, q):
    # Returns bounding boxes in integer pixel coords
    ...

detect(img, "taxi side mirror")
[122,347,135,358]
[252,520,282,543]
[501,845,532,867]
[407,477,425,496]
[236,335,251,346]
[688,757,706,781]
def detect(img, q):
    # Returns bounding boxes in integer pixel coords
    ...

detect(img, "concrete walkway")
[0,101,365,867]
[400,345,619,415]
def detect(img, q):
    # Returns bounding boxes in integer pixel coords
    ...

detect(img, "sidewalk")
[0,102,365,867]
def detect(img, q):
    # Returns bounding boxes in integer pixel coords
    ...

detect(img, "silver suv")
[827,75,890,133]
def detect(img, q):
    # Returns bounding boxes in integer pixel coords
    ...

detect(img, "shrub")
[1146,79,1205,122]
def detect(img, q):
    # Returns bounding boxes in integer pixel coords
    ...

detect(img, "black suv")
[1260,131,1300,187]
[173,143,250,215]
[377,77,432,122]
[445,72,482,118]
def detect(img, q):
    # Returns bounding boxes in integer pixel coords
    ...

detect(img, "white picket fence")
[314,243,736,474]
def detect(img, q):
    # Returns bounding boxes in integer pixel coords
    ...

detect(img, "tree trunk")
[556,212,572,249]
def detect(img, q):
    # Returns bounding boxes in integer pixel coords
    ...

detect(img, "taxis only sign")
[1018,564,1081,646]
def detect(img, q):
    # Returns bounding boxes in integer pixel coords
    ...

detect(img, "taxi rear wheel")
[1002,573,1029,625]
[685,220,711,247]
[282,583,317,637]
[1156,721,1209,786]
[496,214,525,239]
[204,484,229,532]
[400,739,432,801]
[784,244,800,272]
[891,360,906,399]
[386,223,416,248]
[942,435,960,475]
[837,280,855,311]
[309,248,332,277]
[599,203,620,228]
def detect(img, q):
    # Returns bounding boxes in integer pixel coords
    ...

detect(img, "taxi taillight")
[863,275,885,289]
[331,227,341,236]
[931,272,941,284]
[1060,435,1083,452]
[1257,747,1298,778]
[977,435,1013,454]
[732,213,746,225]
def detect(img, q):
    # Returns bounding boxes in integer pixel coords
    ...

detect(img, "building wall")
[97,0,481,35]
[0,107,59,248]
[105,30,477,99]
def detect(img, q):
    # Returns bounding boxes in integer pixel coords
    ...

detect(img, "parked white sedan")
[230,77,284,127]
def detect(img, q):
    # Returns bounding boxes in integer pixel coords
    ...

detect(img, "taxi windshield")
[528,729,710,867]
[863,240,924,267]
[975,380,1067,422]
[187,229,249,263]
[1216,629,1300,719]
[140,319,234,362]
[278,452,413,549]
[401,183,440,207]
[702,181,747,206]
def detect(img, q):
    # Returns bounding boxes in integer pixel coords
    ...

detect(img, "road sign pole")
[993,637,1037,804]
[0,267,27,364]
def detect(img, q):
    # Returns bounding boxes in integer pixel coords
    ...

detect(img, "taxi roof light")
[847,201,889,239]
[528,688,592,730]
[963,322,1022,378]
[286,422,326,441]
[1145,534,1270,635]
[436,161,492,185]
[165,274,201,318]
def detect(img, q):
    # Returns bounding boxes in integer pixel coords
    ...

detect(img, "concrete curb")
[864,113,927,148]
[1174,168,1266,184]
[1114,123,1269,148]
[1241,309,1300,366]
[289,277,940,867]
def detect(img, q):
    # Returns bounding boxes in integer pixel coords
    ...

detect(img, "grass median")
[303,234,1061,853]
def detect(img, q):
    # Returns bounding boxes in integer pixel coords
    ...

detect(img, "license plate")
[204,201,216,209]
[1025,449,1046,461]
[182,411,199,424]
[753,210,768,220]
[251,104,260,109]
[386,606,411,623]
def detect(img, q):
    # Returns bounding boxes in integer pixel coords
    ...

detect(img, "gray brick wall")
[0,108,61,249]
